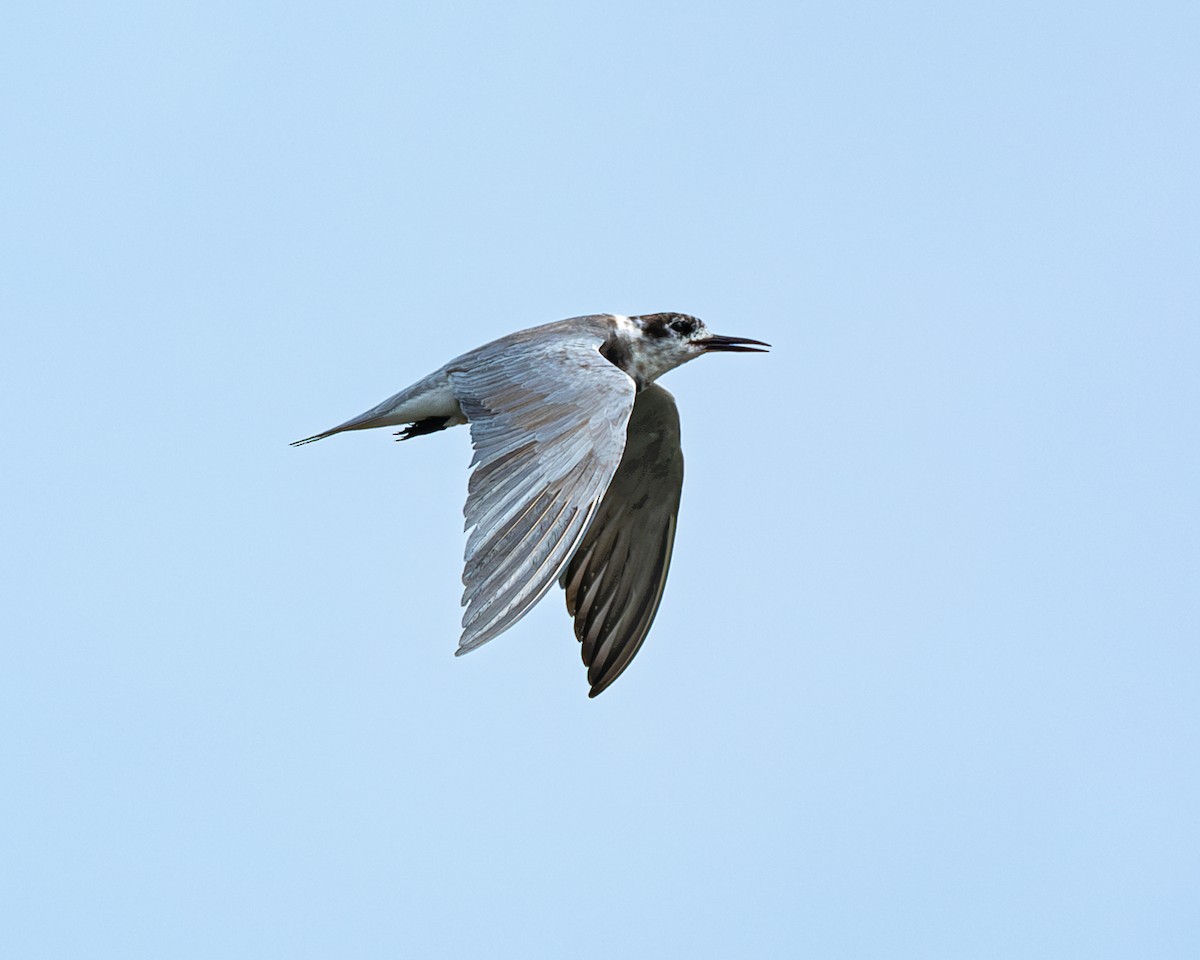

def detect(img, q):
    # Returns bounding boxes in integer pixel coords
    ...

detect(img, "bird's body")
[293,312,768,696]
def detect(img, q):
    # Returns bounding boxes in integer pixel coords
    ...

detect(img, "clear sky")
[2,1,1197,957]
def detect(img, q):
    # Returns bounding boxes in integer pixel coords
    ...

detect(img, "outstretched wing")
[450,330,637,654]
[560,384,684,697]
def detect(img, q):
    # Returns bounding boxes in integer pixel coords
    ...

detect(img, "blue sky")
[2,1,1197,957]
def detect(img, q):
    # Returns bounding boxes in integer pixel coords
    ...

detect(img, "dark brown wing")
[560,384,684,697]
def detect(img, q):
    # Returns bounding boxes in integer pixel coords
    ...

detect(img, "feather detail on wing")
[560,384,684,697]
[450,331,637,653]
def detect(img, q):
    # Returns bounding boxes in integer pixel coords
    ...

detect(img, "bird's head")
[608,312,770,386]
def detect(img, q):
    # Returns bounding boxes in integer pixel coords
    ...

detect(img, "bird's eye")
[670,319,694,335]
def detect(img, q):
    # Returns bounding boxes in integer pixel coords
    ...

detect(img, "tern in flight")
[293,312,769,696]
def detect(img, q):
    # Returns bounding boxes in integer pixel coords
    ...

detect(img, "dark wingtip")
[587,672,619,698]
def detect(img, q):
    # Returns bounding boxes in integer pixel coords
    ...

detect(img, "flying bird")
[292,313,769,696]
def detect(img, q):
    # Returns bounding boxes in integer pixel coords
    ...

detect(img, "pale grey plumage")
[451,328,636,653]
[292,312,768,697]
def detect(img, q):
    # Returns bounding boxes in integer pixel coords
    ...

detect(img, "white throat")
[605,314,698,388]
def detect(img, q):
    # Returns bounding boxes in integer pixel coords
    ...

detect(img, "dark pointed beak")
[700,334,771,353]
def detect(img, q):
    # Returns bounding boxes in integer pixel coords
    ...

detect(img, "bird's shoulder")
[445,316,632,401]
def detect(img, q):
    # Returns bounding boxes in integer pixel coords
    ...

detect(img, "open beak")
[701,334,771,353]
